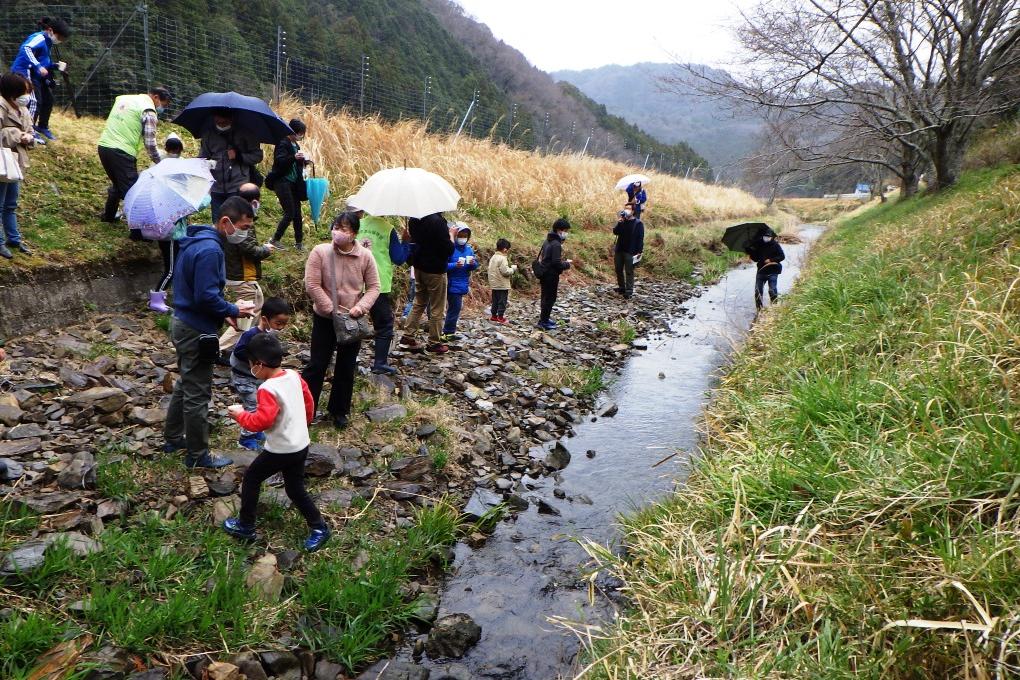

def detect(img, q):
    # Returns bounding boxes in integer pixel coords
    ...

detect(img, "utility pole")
[569,120,576,149]
[642,153,651,170]
[422,76,432,120]
[359,55,370,115]
[542,112,549,144]
[506,103,518,143]
[581,127,594,155]
[455,89,479,140]
[275,26,287,104]
[140,2,151,86]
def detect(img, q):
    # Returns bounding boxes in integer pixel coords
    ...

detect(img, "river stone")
[1,531,101,574]
[13,491,79,514]
[0,458,23,481]
[129,407,166,426]
[259,651,302,680]
[536,498,561,516]
[0,438,40,457]
[391,455,431,481]
[305,444,342,476]
[65,387,128,414]
[6,423,46,440]
[506,494,529,511]
[355,661,429,680]
[410,593,440,628]
[231,652,269,680]
[246,554,284,602]
[366,404,407,423]
[544,442,571,471]
[598,402,619,418]
[56,451,97,490]
[425,613,482,659]
[462,488,502,522]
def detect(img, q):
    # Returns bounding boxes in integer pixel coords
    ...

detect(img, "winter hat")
[553,217,571,230]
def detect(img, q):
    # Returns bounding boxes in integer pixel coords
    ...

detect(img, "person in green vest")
[97,85,172,229]
[349,199,411,375]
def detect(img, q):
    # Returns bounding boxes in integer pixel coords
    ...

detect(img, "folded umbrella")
[723,222,771,254]
[615,173,651,191]
[172,91,293,144]
[123,158,214,240]
[352,167,460,219]
[305,162,330,225]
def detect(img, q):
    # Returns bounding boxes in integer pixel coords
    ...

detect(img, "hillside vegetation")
[576,162,1020,677]
[11,104,763,290]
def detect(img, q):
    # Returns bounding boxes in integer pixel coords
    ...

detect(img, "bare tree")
[676,0,1020,192]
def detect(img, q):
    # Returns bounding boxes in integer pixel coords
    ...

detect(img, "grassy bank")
[576,163,1020,678]
[9,107,767,292]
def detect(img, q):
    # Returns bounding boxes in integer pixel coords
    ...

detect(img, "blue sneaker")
[238,434,262,451]
[371,363,398,375]
[185,453,233,469]
[35,126,55,141]
[304,526,331,552]
[222,517,257,541]
[163,439,186,453]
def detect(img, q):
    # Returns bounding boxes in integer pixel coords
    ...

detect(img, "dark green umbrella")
[723,222,771,253]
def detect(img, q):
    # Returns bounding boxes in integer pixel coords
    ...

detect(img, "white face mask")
[250,365,261,379]
[250,200,260,217]
[266,328,280,336]
[762,236,773,242]
[15,95,30,107]
[223,218,249,244]
[558,231,568,241]
[216,124,232,133]
[456,238,468,246]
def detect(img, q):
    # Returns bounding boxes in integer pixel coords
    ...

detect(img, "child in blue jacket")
[443,223,479,339]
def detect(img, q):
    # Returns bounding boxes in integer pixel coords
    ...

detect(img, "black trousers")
[157,239,177,292]
[238,447,324,529]
[302,312,362,419]
[273,180,304,245]
[98,146,139,222]
[614,251,635,296]
[31,74,53,129]
[369,292,394,367]
[539,274,560,324]
[491,289,509,317]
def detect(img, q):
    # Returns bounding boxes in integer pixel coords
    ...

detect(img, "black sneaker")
[13,243,31,255]
[333,415,349,430]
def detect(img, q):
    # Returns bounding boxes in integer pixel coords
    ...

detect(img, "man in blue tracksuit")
[164,196,256,469]
[10,18,71,142]
[443,223,479,339]
[626,181,647,219]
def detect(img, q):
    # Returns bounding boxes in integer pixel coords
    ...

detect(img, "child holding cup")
[443,222,479,340]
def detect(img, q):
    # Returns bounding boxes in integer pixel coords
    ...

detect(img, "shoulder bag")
[329,250,371,345]
[0,148,23,183]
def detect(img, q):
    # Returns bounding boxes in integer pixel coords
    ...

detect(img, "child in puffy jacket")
[443,223,478,339]
[487,238,516,323]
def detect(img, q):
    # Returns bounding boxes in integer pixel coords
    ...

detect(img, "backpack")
[530,241,548,279]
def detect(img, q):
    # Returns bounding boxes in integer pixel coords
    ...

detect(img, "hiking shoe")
[295,242,305,252]
[426,343,449,354]
[0,245,12,260]
[268,239,286,250]
[539,321,557,331]
[238,434,262,451]
[371,364,398,375]
[398,335,420,348]
[333,415,349,430]
[35,126,55,141]
[496,316,508,324]
[304,525,332,552]
[222,517,257,541]
[489,315,500,322]
[32,132,47,146]
[12,243,31,255]
[185,453,233,469]
[163,439,186,453]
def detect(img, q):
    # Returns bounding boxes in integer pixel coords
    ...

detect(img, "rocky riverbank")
[1,277,696,679]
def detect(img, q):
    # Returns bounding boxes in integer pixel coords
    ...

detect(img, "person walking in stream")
[348,200,411,374]
[0,73,37,260]
[535,218,572,330]
[746,226,785,310]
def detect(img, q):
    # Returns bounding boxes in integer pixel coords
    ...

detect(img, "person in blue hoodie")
[10,18,71,143]
[163,195,256,469]
[442,223,479,340]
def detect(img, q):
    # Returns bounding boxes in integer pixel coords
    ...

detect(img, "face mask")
[250,365,261,379]
[456,238,468,246]
[623,210,633,218]
[250,200,260,217]
[266,328,280,336]
[155,106,165,114]
[15,95,30,107]
[558,231,568,241]
[296,135,305,142]
[333,230,354,247]
[216,124,232,133]
[226,228,249,244]
[762,236,773,242]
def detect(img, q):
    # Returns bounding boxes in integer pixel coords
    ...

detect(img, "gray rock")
[410,592,440,627]
[415,423,437,438]
[129,407,166,426]
[57,451,97,490]
[305,444,342,476]
[315,659,346,680]
[65,386,129,414]
[231,651,269,680]
[259,651,302,680]
[536,498,561,516]
[318,488,355,508]
[365,404,408,423]
[598,402,619,418]
[126,671,169,680]
[425,613,482,659]
[0,457,23,481]
[0,403,24,427]
[1,531,102,574]
[6,423,46,439]
[0,438,41,457]
[544,442,571,471]
[12,491,79,514]
[383,481,424,501]
[507,494,529,511]
[356,660,430,680]
[391,456,431,481]
[462,488,502,522]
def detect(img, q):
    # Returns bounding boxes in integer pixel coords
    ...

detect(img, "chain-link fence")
[0,3,703,175]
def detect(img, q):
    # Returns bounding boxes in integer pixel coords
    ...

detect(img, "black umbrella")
[172,91,293,144]
[723,222,771,254]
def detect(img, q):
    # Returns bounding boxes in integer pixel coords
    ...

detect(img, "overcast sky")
[452,0,756,73]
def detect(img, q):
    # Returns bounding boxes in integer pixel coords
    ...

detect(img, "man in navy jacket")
[746,227,786,309]
[164,196,255,468]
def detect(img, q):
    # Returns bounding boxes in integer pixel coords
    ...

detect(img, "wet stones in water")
[425,613,482,659]
[586,449,597,458]
[535,498,561,516]
[462,488,502,522]
[410,592,440,629]
[355,660,430,680]
[545,442,571,471]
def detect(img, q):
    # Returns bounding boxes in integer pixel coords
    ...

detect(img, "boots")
[148,290,170,313]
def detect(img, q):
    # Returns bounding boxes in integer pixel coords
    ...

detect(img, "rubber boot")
[148,290,170,313]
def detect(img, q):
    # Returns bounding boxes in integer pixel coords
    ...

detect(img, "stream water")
[402,227,822,680]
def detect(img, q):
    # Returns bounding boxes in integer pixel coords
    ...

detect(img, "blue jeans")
[231,369,260,437]
[443,292,464,334]
[402,278,416,317]
[0,181,22,246]
[755,269,779,309]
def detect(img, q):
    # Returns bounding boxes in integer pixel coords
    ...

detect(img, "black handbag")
[329,251,371,345]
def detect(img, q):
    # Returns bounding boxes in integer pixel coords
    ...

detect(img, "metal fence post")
[422,75,432,120]
[140,2,151,86]
[454,89,478,140]
[359,55,369,115]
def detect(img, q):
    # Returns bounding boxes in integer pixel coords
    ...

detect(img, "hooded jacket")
[746,232,785,274]
[0,97,34,173]
[199,126,264,196]
[539,232,570,277]
[409,213,455,274]
[172,225,240,334]
[446,234,479,295]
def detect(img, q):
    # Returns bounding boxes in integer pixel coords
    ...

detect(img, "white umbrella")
[615,173,651,191]
[350,167,460,219]
[124,158,214,240]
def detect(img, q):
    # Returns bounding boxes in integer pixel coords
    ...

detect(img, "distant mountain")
[554,63,762,179]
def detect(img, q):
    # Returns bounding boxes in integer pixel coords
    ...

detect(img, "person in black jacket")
[613,202,644,299]
[400,212,455,353]
[268,118,308,250]
[536,218,572,330]
[746,227,785,309]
